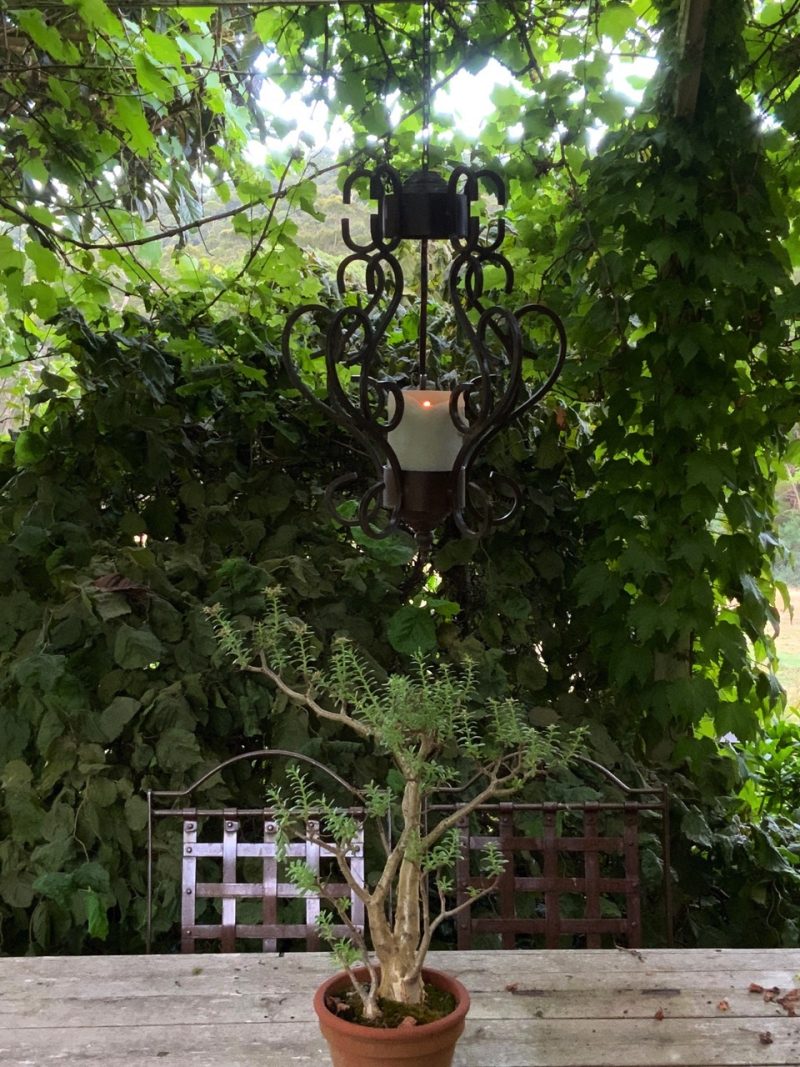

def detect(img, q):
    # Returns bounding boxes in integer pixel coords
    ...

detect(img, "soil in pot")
[326,979,456,1028]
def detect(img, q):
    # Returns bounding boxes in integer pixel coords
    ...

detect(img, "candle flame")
[423,400,431,408]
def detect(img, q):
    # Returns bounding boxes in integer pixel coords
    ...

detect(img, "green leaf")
[0,868,35,909]
[0,709,31,763]
[434,537,478,570]
[111,97,156,155]
[501,593,532,620]
[100,696,141,741]
[574,561,613,606]
[619,541,667,580]
[609,641,652,686]
[92,592,132,622]
[350,527,417,566]
[65,0,123,35]
[14,430,48,466]
[13,653,66,693]
[686,454,729,496]
[113,625,163,669]
[88,777,117,807]
[386,606,437,655]
[517,656,547,692]
[714,702,758,743]
[26,241,60,282]
[85,889,110,940]
[149,599,184,642]
[73,862,111,894]
[253,10,280,42]
[535,432,562,469]
[425,597,460,620]
[2,760,34,791]
[682,809,713,849]
[37,709,63,755]
[535,549,564,581]
[16,11,79,62]
[26,281,58,320]
[143,29,184,68]
[124,795,149,832]
[598,3,638,41]
[155,727,202,773]
[133,53,173,99]
[32,872,73,909]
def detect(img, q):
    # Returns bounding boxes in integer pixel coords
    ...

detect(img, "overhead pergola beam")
[673,0,713,119]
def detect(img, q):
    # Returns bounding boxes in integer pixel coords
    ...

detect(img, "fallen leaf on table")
[759,1032,774,1045]
[505,983,518,993]
[778,989,799,1017]
[654,1008,665,1021]
[748,983,764,994]
[717,999,730,1012]
[763,987,780,1002]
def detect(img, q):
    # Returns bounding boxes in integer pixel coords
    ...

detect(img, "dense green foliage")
[1,0,800,955]
[565,4,798,757]
[0,314,582,954]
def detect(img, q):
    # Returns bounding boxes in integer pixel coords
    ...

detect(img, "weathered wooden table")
[1,949,799,1066]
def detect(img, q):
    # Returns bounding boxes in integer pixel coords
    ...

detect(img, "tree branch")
[243,657,373,740]
[303,828,371,906]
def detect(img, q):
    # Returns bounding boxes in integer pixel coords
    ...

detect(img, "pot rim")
[313,965,470,1039]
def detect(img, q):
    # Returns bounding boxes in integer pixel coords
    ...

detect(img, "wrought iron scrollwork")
[279,159,567,555]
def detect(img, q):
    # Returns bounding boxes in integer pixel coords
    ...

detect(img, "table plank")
[1,950,798,1067]
[1,984,796,1025]
[2,1018,799,1067]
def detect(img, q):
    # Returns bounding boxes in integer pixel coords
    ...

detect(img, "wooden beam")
[674,0,713,119]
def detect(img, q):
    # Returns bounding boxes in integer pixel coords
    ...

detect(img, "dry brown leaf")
[748,983,764,994]
[92,574,148,593]
[717,999,730,1012]
[325,995,350,1017]
[505,983,518,993]
[759,1032,774,1045]
[654,1008,665,1021]
[777,992,798,1017]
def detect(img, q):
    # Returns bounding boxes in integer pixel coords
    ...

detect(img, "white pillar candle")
[386,389,464,472]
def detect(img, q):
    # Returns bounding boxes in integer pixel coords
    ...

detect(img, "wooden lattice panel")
[452,802,644,949]
[179,809,364,952]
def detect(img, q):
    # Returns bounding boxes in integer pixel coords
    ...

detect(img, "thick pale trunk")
[368,777,426,1005]
[377,946,424,1003]
[365,895,425,1003]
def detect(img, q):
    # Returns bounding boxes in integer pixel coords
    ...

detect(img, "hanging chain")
[418,0,433,386]
[421,0,432,171]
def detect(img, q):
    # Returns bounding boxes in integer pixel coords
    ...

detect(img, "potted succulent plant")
[207,589,581,1067]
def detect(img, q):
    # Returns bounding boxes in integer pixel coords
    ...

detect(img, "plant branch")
[243,656,373,740]
[412,873,503,980]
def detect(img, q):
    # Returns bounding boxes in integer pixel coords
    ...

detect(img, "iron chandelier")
[280,3,566,559]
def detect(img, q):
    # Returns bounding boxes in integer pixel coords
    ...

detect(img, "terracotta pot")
[314,966,470,1067]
